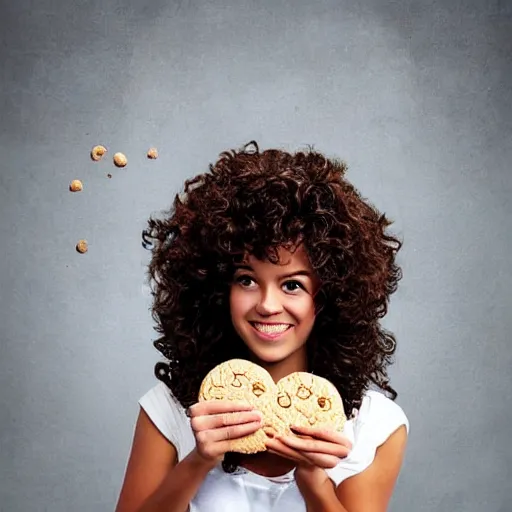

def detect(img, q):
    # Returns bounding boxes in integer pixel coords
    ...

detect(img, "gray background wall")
[1,0,511,511]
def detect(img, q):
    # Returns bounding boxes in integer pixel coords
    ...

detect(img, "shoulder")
[138,381,195,461]
[325,390,409,486]
[357,390,410,440]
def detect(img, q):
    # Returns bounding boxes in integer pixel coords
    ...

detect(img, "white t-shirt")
[139,382,409,512]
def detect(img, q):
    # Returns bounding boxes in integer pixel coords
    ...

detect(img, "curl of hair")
[145,142,403,472]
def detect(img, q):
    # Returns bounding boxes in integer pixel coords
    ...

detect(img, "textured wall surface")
[1,0,511,510]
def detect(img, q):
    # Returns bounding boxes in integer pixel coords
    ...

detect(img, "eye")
[317,397,332,411]
[296,385,312,400]
[282,280,304,293]
[252,382,266,397]
[277,391,292,408]
[235,275,255,288]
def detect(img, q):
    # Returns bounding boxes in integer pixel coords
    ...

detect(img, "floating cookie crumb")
[76,240,88,254]
[69,180,83,192]
[147,147,158,159]
[113,152,127,167]
[107,173,112,179]
[90,145,107,161]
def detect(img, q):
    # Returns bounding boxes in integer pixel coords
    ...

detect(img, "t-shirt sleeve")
[138,381,196,462]
[325,390,409,487]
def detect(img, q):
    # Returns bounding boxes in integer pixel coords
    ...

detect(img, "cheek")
[289,296,316,325]
[229,287,253,319]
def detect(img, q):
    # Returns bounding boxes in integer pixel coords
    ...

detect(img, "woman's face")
[229,245,319,379]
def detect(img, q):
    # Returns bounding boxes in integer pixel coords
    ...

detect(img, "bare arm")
[334,424,408,511]
[115,401,262,512]
[115,408,215,512]
[270,424,408,511]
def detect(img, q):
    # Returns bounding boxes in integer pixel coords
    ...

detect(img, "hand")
[265,424,352,469]
[294,464,332,491]
[188,400,263,466]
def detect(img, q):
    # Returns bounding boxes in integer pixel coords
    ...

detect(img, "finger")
[189,400,254,418]
[278,435,351,458]
[191,410,263,432]
[197,420,262,445]
[290,425,353,450]
[267,438,342,469]
[299,452,341,469]
[265,438,309,464]
[267,438,340,469]
[267,448,304,463]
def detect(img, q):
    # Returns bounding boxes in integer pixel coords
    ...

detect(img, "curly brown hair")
[145,141,402,425]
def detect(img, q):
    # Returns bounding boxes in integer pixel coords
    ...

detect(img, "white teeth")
[253,323,290,334]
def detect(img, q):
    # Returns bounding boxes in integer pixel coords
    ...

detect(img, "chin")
[253,352,288,366]
[242,344,286,364]
[247,343,305,368]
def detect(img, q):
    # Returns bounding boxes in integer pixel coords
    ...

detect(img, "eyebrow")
[234,265,312,280]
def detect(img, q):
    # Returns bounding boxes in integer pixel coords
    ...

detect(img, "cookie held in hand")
[198,359,346,454]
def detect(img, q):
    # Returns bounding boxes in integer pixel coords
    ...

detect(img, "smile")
[250,322,292,339]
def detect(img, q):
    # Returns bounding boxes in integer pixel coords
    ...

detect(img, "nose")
[255,286,283,316]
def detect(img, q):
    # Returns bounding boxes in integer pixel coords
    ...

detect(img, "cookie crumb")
[69,180,83,192]
[76,240,88,254]
[91,145,107,161]
[147,147,158,159]
[113,152,127,167]
[107,173,112,179]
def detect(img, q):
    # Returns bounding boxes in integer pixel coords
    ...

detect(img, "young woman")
[115,142,409,512]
